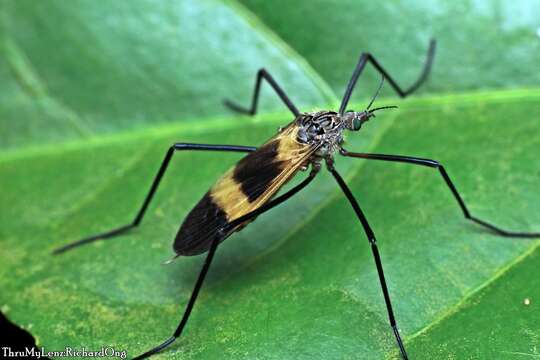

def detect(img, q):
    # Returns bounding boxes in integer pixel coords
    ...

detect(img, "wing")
[174,122,318,256]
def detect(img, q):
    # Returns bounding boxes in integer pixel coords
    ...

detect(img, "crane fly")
[53,39,540,359]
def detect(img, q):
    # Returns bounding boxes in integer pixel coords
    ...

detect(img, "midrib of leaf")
[0,36,93,138]
[394,87,540,109]
[222,0,338,105]
[405,240,540,350]
[0,113,271,162]
[49,142,154,226]
[4,87,540,163]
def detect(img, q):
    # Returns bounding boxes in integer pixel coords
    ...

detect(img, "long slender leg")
[53,143,257,254]
[133,164,320,360]
[326,159,408,360]
[224,68,300,117]
[339,39,436,115]
[340,149,540,237]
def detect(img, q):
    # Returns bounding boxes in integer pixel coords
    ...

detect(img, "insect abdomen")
[173,192,229,256]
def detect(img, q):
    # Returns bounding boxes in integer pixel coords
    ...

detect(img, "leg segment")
[224,68,300,117]
[133,164,320,359]
[340,149,540,237]
[53,143,257,254]
[339,39,436,115]
[326,159,408,360]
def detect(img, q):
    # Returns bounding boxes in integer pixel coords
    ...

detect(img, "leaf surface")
[0,0,333,150]
[239,0,540,96]
[1,90,539,359]
[2,1,540,359]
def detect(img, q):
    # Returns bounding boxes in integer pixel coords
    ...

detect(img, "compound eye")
[352,117,362,131]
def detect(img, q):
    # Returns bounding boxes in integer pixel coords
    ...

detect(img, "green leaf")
[0,0,334,150]
[239,0,540,95]
[2,1,540,359]
[408,244,540,359]
[1,90,539,359]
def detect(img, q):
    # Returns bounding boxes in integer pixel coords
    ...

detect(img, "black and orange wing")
[174,121,318,256]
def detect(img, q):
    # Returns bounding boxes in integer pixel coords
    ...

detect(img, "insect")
[54,39,540,359]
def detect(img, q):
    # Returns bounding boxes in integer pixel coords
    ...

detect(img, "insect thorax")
[296,111,344,157]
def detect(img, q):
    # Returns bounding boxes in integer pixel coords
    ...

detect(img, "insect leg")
[133,164,320,359]
[52,143,257,254]
[224,68,300,117]
[340,149,540,237]
[339,39,436,115]
[326,159,408,360]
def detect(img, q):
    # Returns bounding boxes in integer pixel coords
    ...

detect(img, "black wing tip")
[174,192,230,256]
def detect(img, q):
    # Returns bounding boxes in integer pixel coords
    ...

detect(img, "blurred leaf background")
[1,1,539,359]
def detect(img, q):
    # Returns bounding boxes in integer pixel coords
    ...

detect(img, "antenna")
[366,76,386,111]
[369,105,398,113]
